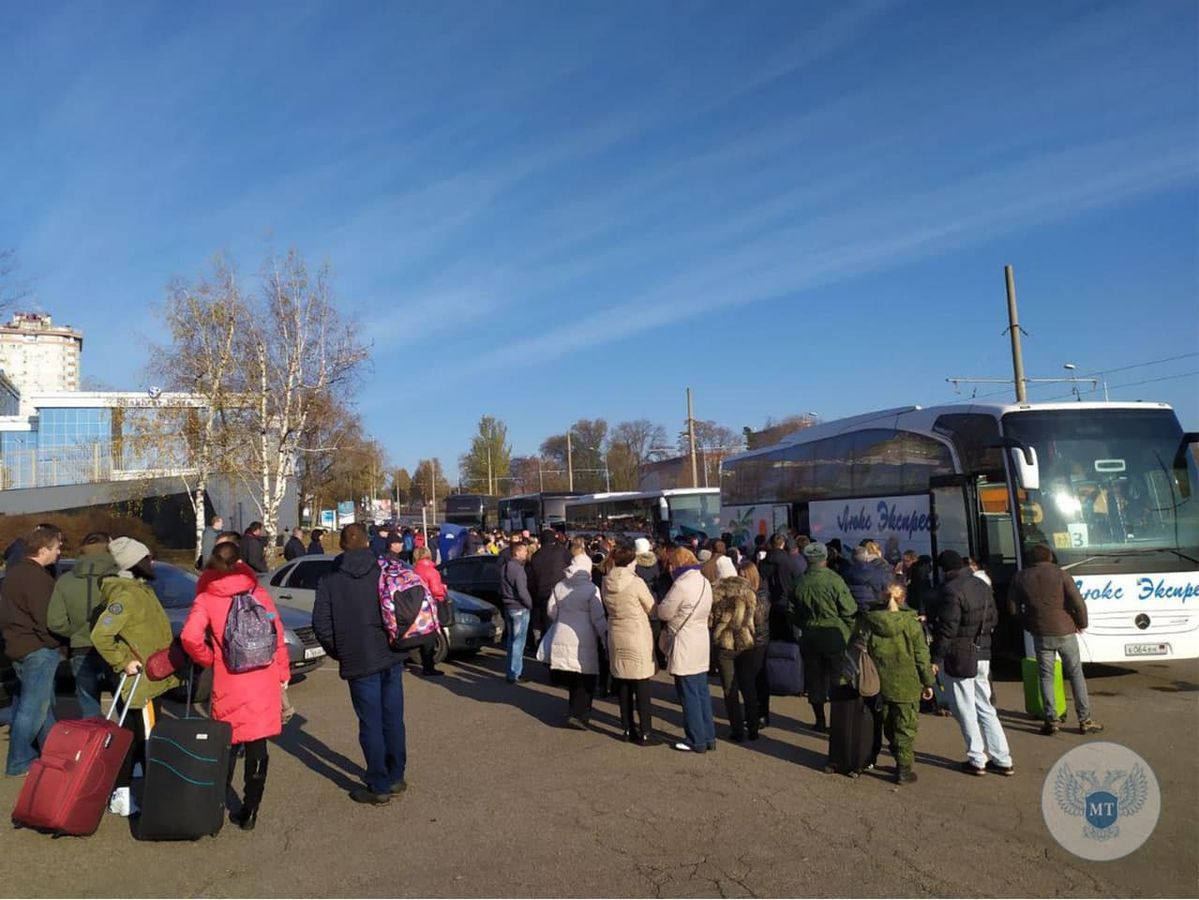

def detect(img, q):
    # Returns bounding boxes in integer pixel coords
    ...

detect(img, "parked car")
[438,553,503,609]
[264,554,503,663]
[0,559,325,706]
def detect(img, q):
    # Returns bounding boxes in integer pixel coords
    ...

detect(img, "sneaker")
[1079,719,1105,734]
[672,742,706,753]
[985,761,1015,777]
[707,742,717,752]
[517,674,531,683]
[107,787,132,817]
[565,716,588,730]
[961,761,986,776]
[1040,720,1060,736]
[388,781,409,795]
[349,788,391,806]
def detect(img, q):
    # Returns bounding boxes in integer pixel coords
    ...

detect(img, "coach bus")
[497,491,579,533]
[718,402,1199,663]
[443,493,498,530]
[563,488,721,542]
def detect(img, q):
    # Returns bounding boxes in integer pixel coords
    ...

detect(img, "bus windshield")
[1003,408,1199,573]
[669,492,720,540]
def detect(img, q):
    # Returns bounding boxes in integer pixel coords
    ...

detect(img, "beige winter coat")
[602,565,656,681]
[657,567,713,677]
[547,559,608,675]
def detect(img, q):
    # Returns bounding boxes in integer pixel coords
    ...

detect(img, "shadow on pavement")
[436,650,841,772]
[272,713,362,792]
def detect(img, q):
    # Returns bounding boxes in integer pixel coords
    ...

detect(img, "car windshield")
[152,563,199,609]
[1003,408,1199,573]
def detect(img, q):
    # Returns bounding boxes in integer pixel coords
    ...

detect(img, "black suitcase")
[137,682,232,840]
[827,686,875,777]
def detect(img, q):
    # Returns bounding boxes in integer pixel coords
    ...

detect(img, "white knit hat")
[634,538,652,555]
[109,537,152,573]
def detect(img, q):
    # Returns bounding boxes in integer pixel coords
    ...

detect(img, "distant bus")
[444,493,498,530]
[562,488,721,542]
[498,491,580,533]
[719,401,1199,663]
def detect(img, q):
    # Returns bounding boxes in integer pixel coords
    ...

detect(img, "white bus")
[563,488,721,542]
[497,491,579,533]
[719,402,1199,663]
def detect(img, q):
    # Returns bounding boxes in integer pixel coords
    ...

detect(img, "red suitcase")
[12,673,140,836]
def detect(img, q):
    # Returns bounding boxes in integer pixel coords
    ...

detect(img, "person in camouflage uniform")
[863,582,934,785]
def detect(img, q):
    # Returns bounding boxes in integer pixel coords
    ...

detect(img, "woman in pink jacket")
[411,546,447,677]
[181,542,289,831]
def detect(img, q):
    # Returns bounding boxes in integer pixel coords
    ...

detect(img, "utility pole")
[1004,264,1028,402]
[538,457,544,492]
[686,387,699,488]
[430,459,437,525]
[487,445,493,496]
[566,431,574,491]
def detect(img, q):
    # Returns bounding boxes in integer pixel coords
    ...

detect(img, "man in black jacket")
[758,535,796,639]
[930,551,1014,777]
[283,527,306,562]
[527,531,570,646]
[313,524,409,805]
[240,522,269,574]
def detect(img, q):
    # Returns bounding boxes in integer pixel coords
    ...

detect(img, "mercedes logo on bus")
[1134,613,1151,631]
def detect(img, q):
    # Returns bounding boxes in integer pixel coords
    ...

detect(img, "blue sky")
[2,0,1197,478]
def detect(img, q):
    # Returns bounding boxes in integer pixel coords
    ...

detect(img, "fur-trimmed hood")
[635,551,658,569]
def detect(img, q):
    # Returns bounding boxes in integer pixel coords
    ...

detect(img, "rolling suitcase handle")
[106,671,143,727]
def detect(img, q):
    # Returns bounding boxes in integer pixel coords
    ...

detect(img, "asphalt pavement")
[1,650,1196,898]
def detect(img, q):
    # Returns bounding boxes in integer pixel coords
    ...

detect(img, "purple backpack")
[223,592,278,673]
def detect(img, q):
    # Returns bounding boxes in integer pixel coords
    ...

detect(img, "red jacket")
[414,558,446,600]
[181,563,290,744]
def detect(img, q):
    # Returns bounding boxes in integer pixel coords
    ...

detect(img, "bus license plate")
[304,647,326,660]
[1125,642,1168,657]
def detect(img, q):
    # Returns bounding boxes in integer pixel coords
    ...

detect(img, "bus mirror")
[989,437,1039,491]
[1010,446,1040,492]
[1174,432,1199,471]
[658,497,670,520]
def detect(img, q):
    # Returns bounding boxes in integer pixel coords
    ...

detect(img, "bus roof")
[723,400,1177,465]
[562,487,720,506]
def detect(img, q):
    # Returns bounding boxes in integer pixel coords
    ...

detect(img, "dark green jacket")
[789,566,857,655]
[864,607,934,703]
[47,552,120,650]
[90,576,180,707]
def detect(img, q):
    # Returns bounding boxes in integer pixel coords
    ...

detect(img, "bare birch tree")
[147,256,243,552]
[232,250,368,550]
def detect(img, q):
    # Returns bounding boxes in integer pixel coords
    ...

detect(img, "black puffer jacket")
[845,557,893,613]
[931,568,998,665]
[528,543,571,605]
[313,548,409,680]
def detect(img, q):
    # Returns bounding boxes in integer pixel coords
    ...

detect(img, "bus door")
[929,474,976,565]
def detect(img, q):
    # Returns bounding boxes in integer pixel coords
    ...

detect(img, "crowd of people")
[484,524,1106,785]
[0,513,1107,830]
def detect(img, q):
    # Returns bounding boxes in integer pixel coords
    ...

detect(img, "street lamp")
[1063,363,1108,402]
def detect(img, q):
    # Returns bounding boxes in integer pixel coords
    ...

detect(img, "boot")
[812,703,828,733]
[239,755,269,830]
[895,766,918,785]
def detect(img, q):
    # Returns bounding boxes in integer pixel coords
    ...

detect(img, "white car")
[264,554,502,663]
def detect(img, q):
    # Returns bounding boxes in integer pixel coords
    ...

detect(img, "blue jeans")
[1033,633,1091,722]
[7,647,60,776]
[505,609,530,681]
[347,663,407,795]
[69,651,111,720]
[945,660,1012,768]
[674,673,715,750]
